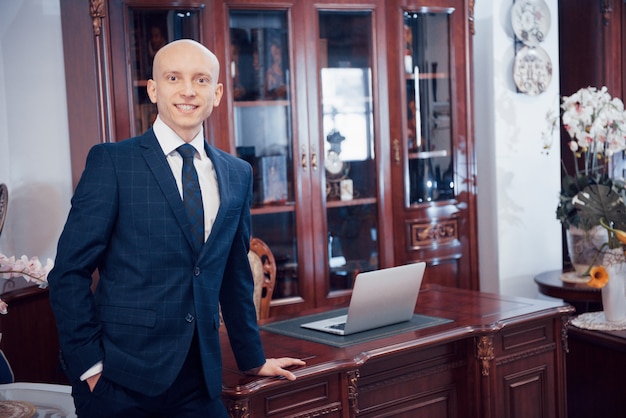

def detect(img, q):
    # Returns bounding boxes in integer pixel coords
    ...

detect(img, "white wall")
[0,0,72,262]
[0,0,564,299]
[474,0,563,298]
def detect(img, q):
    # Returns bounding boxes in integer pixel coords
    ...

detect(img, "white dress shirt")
[153,115,221,241]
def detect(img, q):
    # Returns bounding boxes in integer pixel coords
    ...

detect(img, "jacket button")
[186,313,195,323]
[194,267,201,276]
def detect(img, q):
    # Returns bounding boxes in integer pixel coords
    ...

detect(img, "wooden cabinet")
[62,0,394,317]
[214,1,394,315]
[0,282,68,385]
[61,0,477,316]
[566,326,626,418]
[355,340,469,417]
[387,0,479,290]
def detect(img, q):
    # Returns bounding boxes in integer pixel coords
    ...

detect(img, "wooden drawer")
[356,341,468,417]
[224,373,345,418]
[495,321,555,357]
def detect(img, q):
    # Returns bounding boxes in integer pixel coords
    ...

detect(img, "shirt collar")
[153,115,207,158]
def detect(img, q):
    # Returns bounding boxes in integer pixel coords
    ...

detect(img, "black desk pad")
[259,308,453,348]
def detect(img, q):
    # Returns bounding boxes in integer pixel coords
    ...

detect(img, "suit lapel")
[139,134,239,258]
[140,131,196,252]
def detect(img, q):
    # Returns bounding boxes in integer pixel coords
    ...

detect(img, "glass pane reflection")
[319,11,379,292]
[127,8,200,136]
[404,11,454,205]
[230,10,299,301]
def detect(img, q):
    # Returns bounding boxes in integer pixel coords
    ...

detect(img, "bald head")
[147,39,223,142]
[152,39,220,81]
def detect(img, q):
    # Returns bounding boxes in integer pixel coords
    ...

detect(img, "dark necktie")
[177,144,205,253]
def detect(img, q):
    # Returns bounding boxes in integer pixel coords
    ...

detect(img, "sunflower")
[588,265,610,288]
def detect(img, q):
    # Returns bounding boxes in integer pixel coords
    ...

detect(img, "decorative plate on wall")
[513,45,552,96]
[511,0,551,47]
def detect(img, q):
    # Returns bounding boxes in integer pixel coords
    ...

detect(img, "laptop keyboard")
[329,323,346,330]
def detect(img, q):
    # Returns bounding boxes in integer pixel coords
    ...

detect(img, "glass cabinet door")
[318,11,379,293]
[389,2,478,290]
[127,8,201,136]
[403,11,454,206]
[228,10,300,301]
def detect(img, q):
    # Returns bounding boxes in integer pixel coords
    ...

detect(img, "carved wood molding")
[347,369,360,414]
[476,335,494,377]
[409,219,458,249]
[287,402,343,418]
[468,0,475,35]
[494,343,556,366]
[226,399,250,418]
[89,0,113,143]
[89,0,105,36]
[601,0,613,26]
[561,316,570,354]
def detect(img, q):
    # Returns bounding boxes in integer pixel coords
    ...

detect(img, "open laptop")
[300,262,426,335]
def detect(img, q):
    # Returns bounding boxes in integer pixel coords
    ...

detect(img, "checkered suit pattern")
[48,130,265,399]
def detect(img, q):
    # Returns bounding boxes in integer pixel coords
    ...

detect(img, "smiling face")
[147,39,223,142]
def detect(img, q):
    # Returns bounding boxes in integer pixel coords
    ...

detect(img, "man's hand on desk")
[246,357,306,381]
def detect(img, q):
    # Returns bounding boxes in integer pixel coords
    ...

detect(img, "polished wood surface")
[0,281,573,416]
[567,326,626,418]
[220,285,573,417]
[534,270,602,314]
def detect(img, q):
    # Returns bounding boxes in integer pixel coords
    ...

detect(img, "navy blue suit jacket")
[48,130,265,398]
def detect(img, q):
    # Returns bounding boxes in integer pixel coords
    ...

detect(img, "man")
[48,39,304,417]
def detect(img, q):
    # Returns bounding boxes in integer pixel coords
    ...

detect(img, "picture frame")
[131,11,169,80]
[263,29,288,99]
[230,28,254,101]
[258,155,288,204]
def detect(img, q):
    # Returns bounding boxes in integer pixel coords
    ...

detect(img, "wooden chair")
[0,184,7,237]
[248,237,277,320]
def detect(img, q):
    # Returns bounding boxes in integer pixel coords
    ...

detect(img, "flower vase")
[566,225,607,276]
[601,261,626,322]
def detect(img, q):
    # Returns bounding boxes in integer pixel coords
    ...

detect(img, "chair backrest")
[248,237,277,320]
[0,184,7,238]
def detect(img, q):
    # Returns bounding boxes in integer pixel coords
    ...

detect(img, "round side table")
[534,270,602,314]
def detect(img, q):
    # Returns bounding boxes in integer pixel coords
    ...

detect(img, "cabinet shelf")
[408,149,448,159]
[405,72,448,80]
[251,202,295,215]
[407,198,455,209]
[234,100,289,107]
[326,197,377,208]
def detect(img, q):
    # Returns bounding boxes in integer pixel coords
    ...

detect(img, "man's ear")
[147,79,157,104]
[214,83,224,107]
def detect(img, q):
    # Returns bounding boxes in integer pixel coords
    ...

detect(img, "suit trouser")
[70,334,229,418]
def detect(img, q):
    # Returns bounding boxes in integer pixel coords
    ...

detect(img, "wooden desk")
[220,285,573,418]
[567,326,626,418]
[534,269,602,314]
